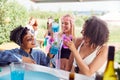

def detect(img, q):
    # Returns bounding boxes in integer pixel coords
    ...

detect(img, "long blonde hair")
[61,14,75,38]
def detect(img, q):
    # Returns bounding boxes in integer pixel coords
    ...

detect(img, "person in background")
[43,17,54,53]
[52,14,75,70]
[0,25,54,66]
[64,16,109,77]
[44,17,54,38]
[26,17,39,39]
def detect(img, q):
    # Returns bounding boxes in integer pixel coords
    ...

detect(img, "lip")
[63,27,67,30]
[32,43,36,45]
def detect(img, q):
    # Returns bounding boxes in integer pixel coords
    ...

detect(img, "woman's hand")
[63,38,76,52]
[22,56,36,64]
[47,53,54,59]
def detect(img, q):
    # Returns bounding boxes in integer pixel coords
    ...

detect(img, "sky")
[17,0,120,12]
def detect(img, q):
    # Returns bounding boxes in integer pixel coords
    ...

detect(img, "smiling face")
[21,31,36,49]
[61,18,71,34]
[61,14,75,36]
[47,18,53,30]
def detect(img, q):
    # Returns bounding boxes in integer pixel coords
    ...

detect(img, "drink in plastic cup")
[52,22,59,32]
[50,45,59,55]
[10,62,25,80]
[62,34,72,49]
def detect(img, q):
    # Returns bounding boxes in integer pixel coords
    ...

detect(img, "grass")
[106,22,120,63]
[115,50,120,63]
[109,24,120,43]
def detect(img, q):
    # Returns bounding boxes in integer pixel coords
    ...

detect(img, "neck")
[63,32,71,36]
[83,42,97,50]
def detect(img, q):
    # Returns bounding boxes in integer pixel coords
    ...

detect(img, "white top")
[73,40,107,76]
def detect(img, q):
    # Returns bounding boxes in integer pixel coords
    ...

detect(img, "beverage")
[95,72,103,80]
[43,38,47,47]
[11,70,24,80]
[10,62,25,80]
[0,67,2,72]
[50,42,59,55]
[49,31,60,55]
[103,46,117,80]
[52,22,59,33]
[62,34,72,48]
[44,36,52,53]
[69,72,75,80]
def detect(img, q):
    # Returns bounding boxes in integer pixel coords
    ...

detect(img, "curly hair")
[10,25,29,45]
[83,16,109,46]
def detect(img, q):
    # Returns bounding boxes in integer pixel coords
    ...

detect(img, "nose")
[32,37,36,45]
[81,30,84,34]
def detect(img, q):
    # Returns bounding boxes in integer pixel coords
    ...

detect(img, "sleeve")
[0,49,22,65]
[39,50,51,66]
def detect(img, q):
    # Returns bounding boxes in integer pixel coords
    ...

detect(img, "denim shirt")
[0,48,50,66]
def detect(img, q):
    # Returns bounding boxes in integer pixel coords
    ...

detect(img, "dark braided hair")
[10,25,29,45]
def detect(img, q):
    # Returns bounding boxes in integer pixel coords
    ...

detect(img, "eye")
[62,22,69,25]
[62,22,64,24]
[26,36,34,42]
[27,38,33,42]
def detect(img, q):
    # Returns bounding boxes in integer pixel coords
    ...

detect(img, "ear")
[21,43,24,47]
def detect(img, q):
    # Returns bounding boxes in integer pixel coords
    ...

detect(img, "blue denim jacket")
[0,48,50,66]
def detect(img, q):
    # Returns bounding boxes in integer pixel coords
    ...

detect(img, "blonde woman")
[52,14,75,71]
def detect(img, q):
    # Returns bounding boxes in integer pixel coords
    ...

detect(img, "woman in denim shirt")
[0,25,53,66]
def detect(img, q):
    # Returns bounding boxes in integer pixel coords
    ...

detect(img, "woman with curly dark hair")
[64,16,109,77]
[0,25,53,66]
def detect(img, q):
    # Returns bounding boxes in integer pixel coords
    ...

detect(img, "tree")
[0,0,29,44]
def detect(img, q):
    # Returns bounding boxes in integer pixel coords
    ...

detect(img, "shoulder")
[100,44,108,52]
[3,48,19,53]
[75,37,83,43]
[97,44,108,57]
[0,48,20,56]
[75,37,83,48]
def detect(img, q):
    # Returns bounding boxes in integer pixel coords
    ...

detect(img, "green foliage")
[54,18,59,23]
[0,0,29,44]
[108,24,120,43]
[75,15,88,27]
[75,17,84,27]
[115,50,120,64]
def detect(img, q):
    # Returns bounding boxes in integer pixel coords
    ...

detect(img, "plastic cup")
[50,45,59,55]
[62,34,72,49]
[10,62,25,80]
[52,22,59,32]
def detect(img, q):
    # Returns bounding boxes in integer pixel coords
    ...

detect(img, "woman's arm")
[77,45,108,76]
[64,40,108,76]
[67,37,82,71]
[0,50,22,62]
[37,49,54,66]
[0,49,35,64]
